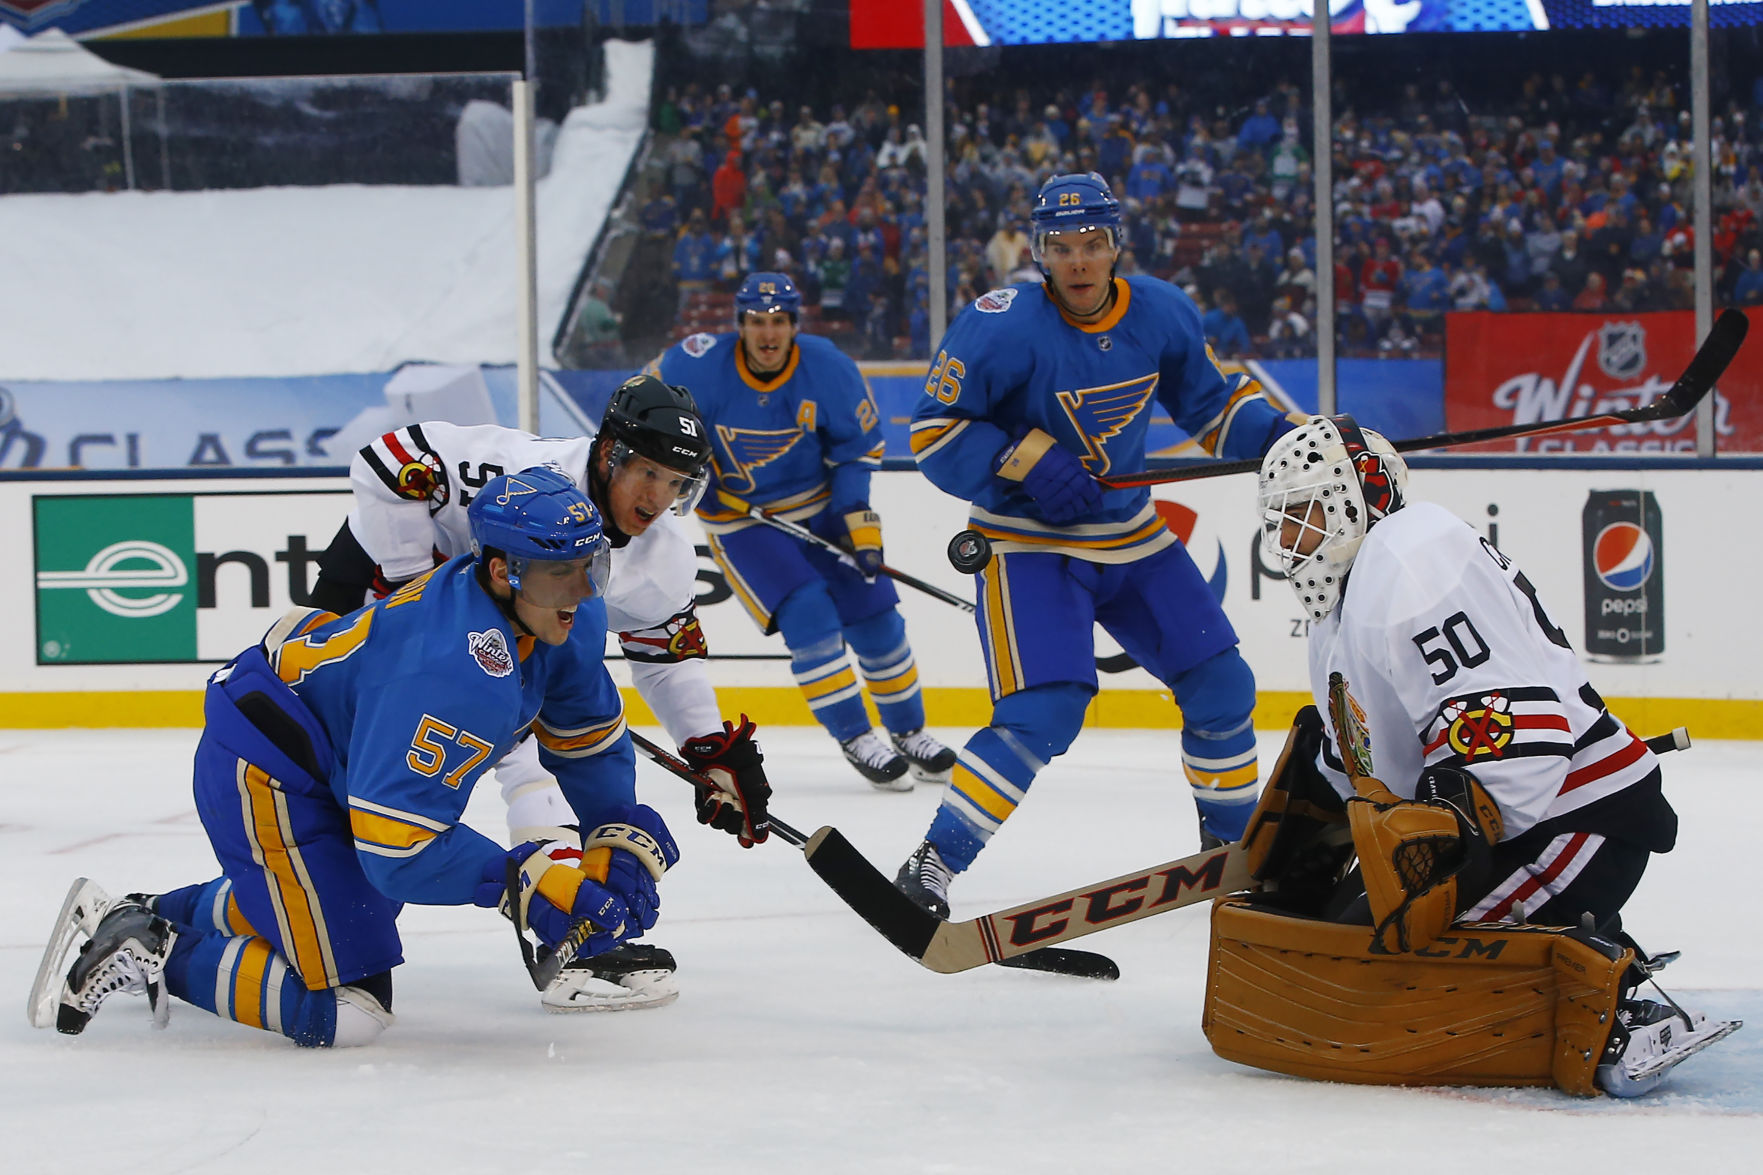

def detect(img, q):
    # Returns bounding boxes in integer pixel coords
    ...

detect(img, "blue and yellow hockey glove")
[993,428,1103,524]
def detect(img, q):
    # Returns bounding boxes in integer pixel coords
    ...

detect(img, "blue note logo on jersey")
[714,425,804,495]
[1054,373,1159,476]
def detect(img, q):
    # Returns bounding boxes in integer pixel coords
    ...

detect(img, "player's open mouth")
[557,606,576,628]
[634,505,657,524]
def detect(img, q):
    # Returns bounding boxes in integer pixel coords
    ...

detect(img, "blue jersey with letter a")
[651,331,886,531]
[912,276,1288,562]
[270,555,632,905]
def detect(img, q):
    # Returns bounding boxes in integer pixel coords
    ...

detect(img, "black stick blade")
[996,949,1121,981]
[1646,308,1749,420]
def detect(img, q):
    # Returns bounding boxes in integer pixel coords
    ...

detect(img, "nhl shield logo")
[1596,321,1648,381]
[468,629,515,677]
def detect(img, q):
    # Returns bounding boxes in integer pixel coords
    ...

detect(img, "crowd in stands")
[636,56,1763,362]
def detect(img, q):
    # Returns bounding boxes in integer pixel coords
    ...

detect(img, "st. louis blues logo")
[714,425,803,495]
[1053,373,1159,476]
[496,475,540,505]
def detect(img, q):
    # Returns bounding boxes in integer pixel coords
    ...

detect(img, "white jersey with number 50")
[347,420,719,746]
[1308,501,1657,839]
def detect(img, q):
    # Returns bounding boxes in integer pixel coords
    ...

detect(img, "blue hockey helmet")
[1029,172,1123,267]
[734,271,802,322]
[468,465,612,603]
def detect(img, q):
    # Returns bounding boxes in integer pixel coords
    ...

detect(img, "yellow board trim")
[3,688,1759,740]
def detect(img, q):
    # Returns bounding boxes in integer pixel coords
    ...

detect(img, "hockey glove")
[476,842,630,956]
[578,804,680,934]
[680,716,772,847]
[841,507,885,580]
[993,428,1103,524]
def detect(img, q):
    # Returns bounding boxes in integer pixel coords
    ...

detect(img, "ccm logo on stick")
[997,852,1233,947]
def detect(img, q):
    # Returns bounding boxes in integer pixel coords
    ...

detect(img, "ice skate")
[894,840,953,919]
[841,729,911,791]
[1595,998,1742,1098]
[542,942,680,1013]
[888,728,957,785]
[32,887,177,1036]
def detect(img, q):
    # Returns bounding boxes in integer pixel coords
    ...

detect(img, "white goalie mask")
[1258,414,1408,622]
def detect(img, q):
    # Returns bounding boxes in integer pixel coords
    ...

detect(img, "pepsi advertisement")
[1582,488,1663,662]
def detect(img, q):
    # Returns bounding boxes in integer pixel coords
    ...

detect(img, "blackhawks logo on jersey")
[1437,692,1516,761]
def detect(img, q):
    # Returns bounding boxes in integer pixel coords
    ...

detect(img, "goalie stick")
[1098,308,1750,490]
[740,503,977,613]
[623,730,1119,980]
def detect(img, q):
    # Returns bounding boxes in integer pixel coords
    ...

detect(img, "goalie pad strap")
[1203,900,1631,1095]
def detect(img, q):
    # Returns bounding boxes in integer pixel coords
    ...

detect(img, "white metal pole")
[514,79,541,435]
[1691,0,1714,457]
[1312,4,1335,415]
[925,0,947,353]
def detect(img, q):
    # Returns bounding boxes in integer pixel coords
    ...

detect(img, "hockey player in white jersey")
[1224,414,1738,1096]
[308,374,772,1012]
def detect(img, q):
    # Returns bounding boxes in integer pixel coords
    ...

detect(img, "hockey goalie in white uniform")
[1203,414,1738,1097]
[309,374,772,1012]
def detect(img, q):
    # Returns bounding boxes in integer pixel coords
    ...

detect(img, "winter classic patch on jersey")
[682,332,719,358]
[974,288,1017,314]
[468,628,515,678]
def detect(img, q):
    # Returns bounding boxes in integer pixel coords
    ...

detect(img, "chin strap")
[475,559,539,639]
[586,442,632,549]
[1043,274,1119,322]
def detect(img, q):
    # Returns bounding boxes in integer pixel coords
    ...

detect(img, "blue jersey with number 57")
[270,555,633,905]
[910,276,1289,562]
[649,331,886,532]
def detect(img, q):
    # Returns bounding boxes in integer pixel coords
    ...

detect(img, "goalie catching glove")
[680,716,772,847]
[1353,764,1503,954]
[476,803,680,953]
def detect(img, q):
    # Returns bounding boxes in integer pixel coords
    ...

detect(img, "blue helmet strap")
[473,556,540,639]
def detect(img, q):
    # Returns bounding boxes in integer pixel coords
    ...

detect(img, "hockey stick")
[624,730,1120,980]
[1098,308,1751,490]
[803,829,1249,973]
[742,504,976,613]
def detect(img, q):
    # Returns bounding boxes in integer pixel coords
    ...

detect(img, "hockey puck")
[947,530,992,574]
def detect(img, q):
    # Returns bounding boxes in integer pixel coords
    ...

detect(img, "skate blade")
[1630,1018,1744,1082]
[867,774,915,793]
[541,975,680,1014]
[906,765,952,787]
[27,879,113,1030]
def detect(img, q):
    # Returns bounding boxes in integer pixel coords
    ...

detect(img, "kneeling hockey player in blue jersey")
[897,173,1299,916]
[30,468,679,1046]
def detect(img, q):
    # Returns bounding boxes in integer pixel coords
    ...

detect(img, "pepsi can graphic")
[1582,490,1663,662]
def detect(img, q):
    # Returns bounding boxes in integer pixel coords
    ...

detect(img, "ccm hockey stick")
[625,730,1119,980]
[803,829,1251,973]
[1099,307,1750,490]
[742,504,976,613]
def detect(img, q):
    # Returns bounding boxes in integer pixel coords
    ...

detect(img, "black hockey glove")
[680,716,772,847]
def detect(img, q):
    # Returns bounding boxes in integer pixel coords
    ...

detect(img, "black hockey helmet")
[599,373,713,516]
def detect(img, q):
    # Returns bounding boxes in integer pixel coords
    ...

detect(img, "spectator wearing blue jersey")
[673,208,717,306]
[1203,288,1252,355]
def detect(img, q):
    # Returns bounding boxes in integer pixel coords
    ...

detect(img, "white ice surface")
[0,727,1756,1172]
[0,40,652,382]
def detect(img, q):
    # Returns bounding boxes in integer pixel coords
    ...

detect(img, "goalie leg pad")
[1202,899,1632,1095]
